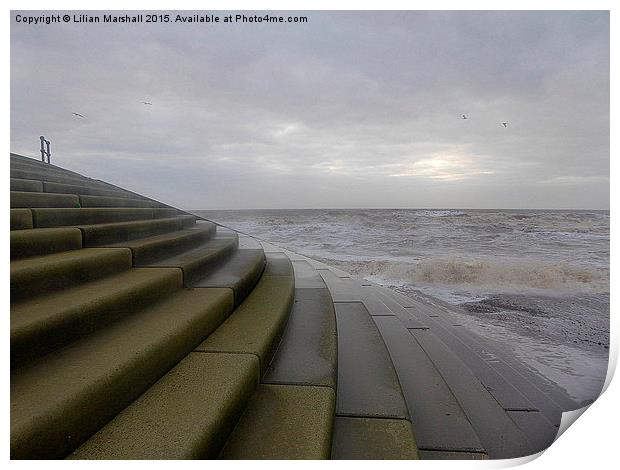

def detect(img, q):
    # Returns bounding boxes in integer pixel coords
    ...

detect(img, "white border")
[3,1,616,468]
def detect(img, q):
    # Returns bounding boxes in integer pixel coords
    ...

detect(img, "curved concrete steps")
[11,267,182,366]
[15,154,571,460]
[219,257,339,459]
[68,252,295,460]
[11,248,132,301]
[10,168,95,185]
[11,191,80,208]
[195,253,295,376]
[11,178,44,192]
[10,287,234,459]
[374,289,567,454]
[78,194,162,208]
[30,207,178,227]
[69,352,260,459]
[144,229,240,285]
[42,180,145,199]
[192,248,266,306]
[79,215,196,246]
[11,178,43,193]
[10,155,314,460]
[11,227,83,259]
[104,222,217,264]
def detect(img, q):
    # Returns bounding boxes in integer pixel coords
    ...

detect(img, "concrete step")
[10,287,234,459]
[372,315,485,453]
[11,248,132,302]
[78,194,162,208]
[8,160,98,184]
[10,158,87,174]
[195,253,295,376]
[11,209,33,230]
[334,302,409,419]
[220,384,335,459]
[396,293,569,426]
[409,328,534,458]
[105,222,217,265]
[11,227,83,259]
[374,288,541,409]
[43,181,142,199]
[10,168,95,185]
[10,178,43,192]
[80,215,197,246]
[92,179,157,201]
[69,352,259,459]
[145,230,239,286]
[331,416,419,459]
[263,287,338,390]
[263,260,337,389]
[31,207,177,228]
[10,155,88,177]
[10,156,89,178]
[11,191,79,208]
[11,267,183,366]
[192,248,266,306]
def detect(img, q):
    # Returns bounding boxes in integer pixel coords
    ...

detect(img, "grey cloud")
[11,10,609,209]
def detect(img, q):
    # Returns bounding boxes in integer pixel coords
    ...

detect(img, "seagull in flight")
[502,122,508,128]
[462,114,468,119]
[72,112,86,118]
[142,101,153,105]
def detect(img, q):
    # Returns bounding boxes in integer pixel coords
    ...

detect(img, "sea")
[192,208,610,404]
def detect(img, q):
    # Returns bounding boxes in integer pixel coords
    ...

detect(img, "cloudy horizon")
[10,10,610,210]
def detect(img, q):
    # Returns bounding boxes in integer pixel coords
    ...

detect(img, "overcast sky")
[10,11,609,209]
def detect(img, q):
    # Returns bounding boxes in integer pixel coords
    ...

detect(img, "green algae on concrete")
[105,223,216,265]
[11,191,80,208]
[10,209,33,230]
[195,255,295,375]
[11,267,183,365]
[70,352,260,459]
[331,416,419,459]
[78,194,162,208]
[79,215,196,246]
[10,247,133,301]
[10,177,44,192]
[192,248,266,305]
[42,180,137,197]
[10,227,83,259]
[31,207,162,228]
[220,384,336,459]
[146,232,238,285]
[10,288,234,459]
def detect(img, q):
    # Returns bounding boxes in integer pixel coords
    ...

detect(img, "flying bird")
[462,114,468,119]
[72,112,86,118]
[142,101,153,105]
[502,122,508,128]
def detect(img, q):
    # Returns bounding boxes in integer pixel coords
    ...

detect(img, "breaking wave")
[326,256,609,295]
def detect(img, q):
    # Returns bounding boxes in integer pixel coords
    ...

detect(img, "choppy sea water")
[193,208,610,403]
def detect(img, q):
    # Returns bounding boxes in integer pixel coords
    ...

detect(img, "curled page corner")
[494,450,546,468]
[555,405,592,442]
